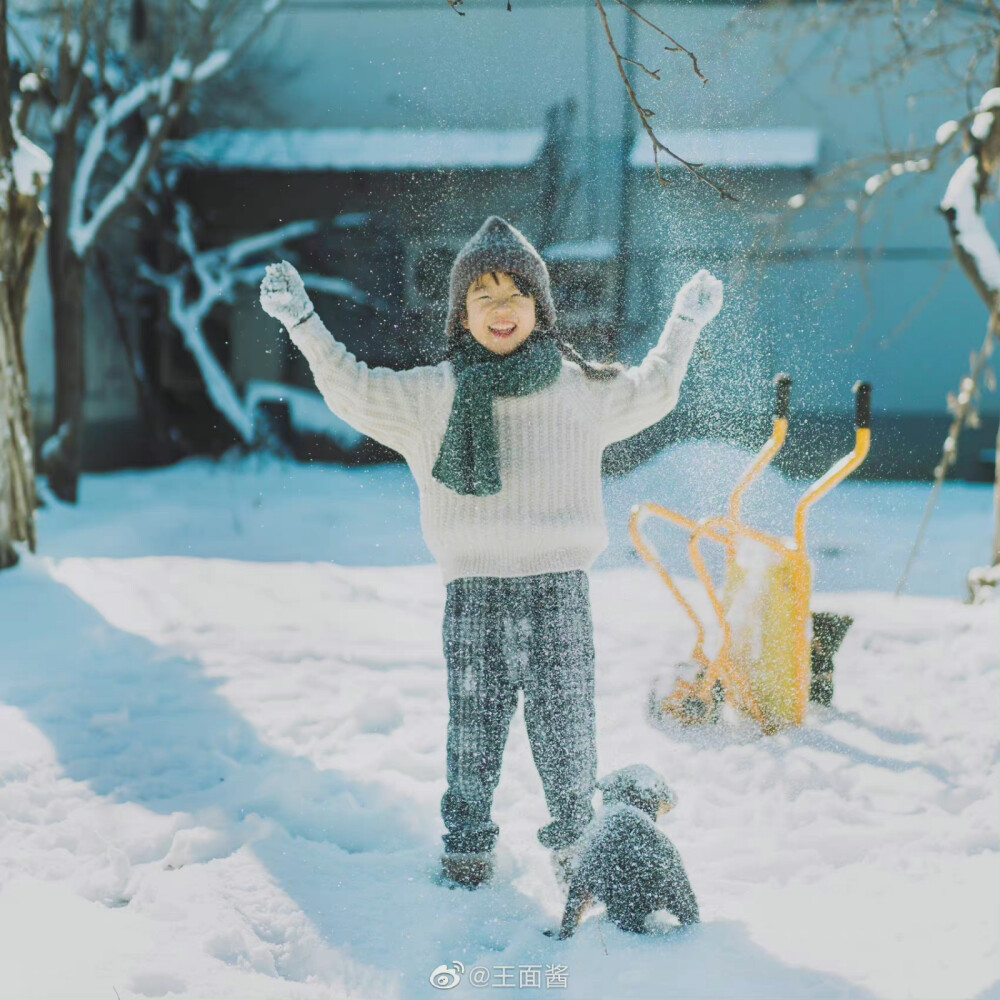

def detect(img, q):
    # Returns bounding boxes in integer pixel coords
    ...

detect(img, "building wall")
[23,231,145,471]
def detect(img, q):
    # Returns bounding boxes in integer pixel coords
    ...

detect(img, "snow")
[0,442,996,999]
[8,126,51,197]
[541,239,618,263]
[629,128,821,171]
[163,128,548,172]
[0,110,52,202]
[970,85,998,143]
[864,159,930,199]
[941,156,1000,295]
[191,50,231,84]
[39,422,70,468]
[971,113,994,142]
[864,174,885,196]
[979,88,1000,113]
[935,120,960,146]
[598,764,676,809]
[725,536,784,664]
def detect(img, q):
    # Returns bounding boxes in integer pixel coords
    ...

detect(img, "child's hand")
[672,269,724,326]
[260,261,315,330]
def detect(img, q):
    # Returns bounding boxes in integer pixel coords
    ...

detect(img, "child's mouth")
[489,324,517,337]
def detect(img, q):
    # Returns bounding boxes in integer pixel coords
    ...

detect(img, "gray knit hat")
[444,216,557,341]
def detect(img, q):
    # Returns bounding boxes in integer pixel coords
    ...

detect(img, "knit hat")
[444,216,557,342]
[598,764,677,819]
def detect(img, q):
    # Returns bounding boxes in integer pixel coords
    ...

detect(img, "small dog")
[549,764,699,938]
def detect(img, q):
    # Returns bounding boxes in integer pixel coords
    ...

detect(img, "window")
[406,242,461,308]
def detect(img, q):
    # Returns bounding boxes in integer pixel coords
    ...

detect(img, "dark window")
[413,245,455,302]
[549,263,605,311]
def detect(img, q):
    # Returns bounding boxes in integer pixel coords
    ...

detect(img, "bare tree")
[9,0,287,503]
[139,192,389,445]
[138,198,315,443]
[445,0,736,201]
[1,0,51,570]
[769,1,1000,601]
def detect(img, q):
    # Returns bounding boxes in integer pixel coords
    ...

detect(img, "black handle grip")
[853,381,872,429]
[774,373,792,420]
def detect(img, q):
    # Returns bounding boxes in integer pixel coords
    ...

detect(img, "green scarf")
[432,335,563,497]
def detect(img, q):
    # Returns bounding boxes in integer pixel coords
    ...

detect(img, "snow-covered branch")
[939,87,1000,313]
[68,43,243,258]
[785,106,975,214]
[900,82,1000,594]
[66,0,291,262]
[301,273,390,311]
[0,111,52,200]
[139,205,320,443]
[141,202,379,448]
[593,0,736,202]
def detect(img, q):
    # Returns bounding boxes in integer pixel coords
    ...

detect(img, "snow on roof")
[542,239,618,262]
[163,128,547,172]
[629,128,821,170]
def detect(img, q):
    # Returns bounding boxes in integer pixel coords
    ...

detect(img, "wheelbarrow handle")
[774,373,793,421]
[853,381,872,429]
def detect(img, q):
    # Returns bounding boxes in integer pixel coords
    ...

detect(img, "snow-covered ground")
[1,442,997,1000]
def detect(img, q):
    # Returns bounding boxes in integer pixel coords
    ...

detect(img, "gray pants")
[440,570,598,855]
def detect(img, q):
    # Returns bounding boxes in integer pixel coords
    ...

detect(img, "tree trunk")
[43,122,86,504]
[0,195,46,569]
[994,402,1000,567]
[1,0,48,568]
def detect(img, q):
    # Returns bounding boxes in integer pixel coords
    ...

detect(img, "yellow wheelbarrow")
[629,375,872,734]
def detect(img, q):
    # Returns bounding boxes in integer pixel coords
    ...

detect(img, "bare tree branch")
[608,0,706,83]
[440,0,731,198]
[595,0,737,201]
[897,314,998,594]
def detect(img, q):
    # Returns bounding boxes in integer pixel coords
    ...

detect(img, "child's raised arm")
[260,261,439,456]
[598,270,723,446]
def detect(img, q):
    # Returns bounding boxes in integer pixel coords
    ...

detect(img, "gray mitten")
[260,260,315,329]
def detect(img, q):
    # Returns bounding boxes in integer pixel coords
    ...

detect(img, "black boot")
[809,612,854,706]
[440,851,495,889]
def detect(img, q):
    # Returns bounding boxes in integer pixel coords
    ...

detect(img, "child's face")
[461,271,537,355]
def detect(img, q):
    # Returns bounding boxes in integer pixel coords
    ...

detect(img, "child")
[259,216,723,890]
[549,764,699,938]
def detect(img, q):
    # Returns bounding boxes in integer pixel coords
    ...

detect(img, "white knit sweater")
[289,313,703,584]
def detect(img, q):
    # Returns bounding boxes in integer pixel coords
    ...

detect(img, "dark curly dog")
[551,764,699,937]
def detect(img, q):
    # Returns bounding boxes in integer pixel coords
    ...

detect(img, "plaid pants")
[440,570,598,855]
